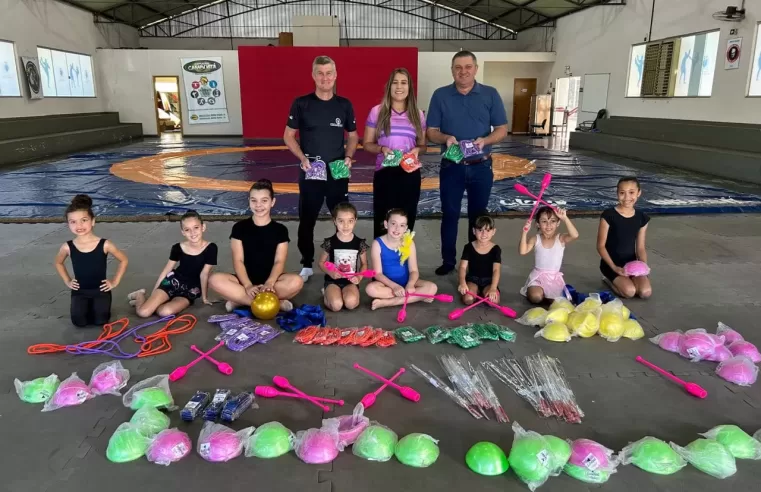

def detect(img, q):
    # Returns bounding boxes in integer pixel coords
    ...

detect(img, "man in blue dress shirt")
[426,51,508,275]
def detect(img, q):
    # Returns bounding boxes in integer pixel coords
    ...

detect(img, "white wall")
[483,61,553,132]
[0,0,139,118]
[97,49,243,136]
[522,0,761,124]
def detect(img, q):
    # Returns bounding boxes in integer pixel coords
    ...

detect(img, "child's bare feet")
[279,300,294,312]
[127,289,145,301]
[225,301,237,313]
[371,298,394,310]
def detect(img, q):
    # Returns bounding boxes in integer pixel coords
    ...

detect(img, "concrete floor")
[1,214,761,491]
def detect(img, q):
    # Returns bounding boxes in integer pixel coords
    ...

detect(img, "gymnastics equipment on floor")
[353,363,420,402]
[272,375,330,411]
[449,291,517,320]
[251,292,280,320]
[635,356,707,398]
[254,386,344,406]
[360,367,405,409]
[190,345,234,375]
[169,341,230,382]
[397,292,410,323]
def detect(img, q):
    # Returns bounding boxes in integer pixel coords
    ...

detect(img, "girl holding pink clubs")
[519,206,579,304]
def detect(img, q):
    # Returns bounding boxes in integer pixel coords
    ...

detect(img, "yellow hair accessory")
[398,230,415,265]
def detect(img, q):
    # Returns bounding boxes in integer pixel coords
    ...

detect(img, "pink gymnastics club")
[466,291,517,318]
[514,184,559,212]
[190,345,234,376]
[272,375,330,411]
[324,262,376,279]
[448,296,489,320]
[169,341,225,381]
[635,356,708,399]
[353,363,421,402]
[397,293,410,323]
[518,174,552,231]
[406,292,454,303]
[254,386,345,406]
[360,367,404,409]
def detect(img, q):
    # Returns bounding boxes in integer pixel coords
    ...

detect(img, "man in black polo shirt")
[284,55,359,282]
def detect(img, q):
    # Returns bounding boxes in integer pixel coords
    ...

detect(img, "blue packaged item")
[276,304,327,332]
[221,392,256,422]
[181,391,210,422]
[203,389,232,421]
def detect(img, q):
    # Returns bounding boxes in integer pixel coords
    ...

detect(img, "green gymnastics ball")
[680,439,737,479]
[353,425,398,462]
[702,425,761,460]
[15,375,60,403]
[563,463,611,484]
[395,433,440,468]
[129,406,170,437]
[626,437,685,475]
[465,442,509,476]
[246,422,294,458]
[508,435,552,483]
[106,423,152,463]
[544,435,571,473]
[130,387,172,410]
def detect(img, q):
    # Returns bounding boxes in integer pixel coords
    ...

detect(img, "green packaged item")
[507,423,552,489]
[449,326,482,349]
[353,424,398,462]
[471,323,499,341]
[425,325,450,344]
[245,421,294,458]
[544,435,572,475]
[443,143,464,163]
[485,322,516,342]
[130,406,170,437]
[381,150,403,168]
[130,387,173,410]
[620,436,686,475]
[394,326,425,343]
[700,425,761,460]
[466,441,509,476]
[328,159,351,179]
[14,374,60,403]
[563,463,612,484]
[670,438,737,479]
[106,423,152,463]
[395,433,440,468]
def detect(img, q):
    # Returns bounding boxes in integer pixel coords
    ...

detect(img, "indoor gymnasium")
[1,0,761,490]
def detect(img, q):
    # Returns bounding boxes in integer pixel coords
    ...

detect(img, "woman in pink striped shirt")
[363,68,427,238]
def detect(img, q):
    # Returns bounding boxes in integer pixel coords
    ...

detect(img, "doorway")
[512,78,537,134]
[552,76,581,135]
[154,76,182,135]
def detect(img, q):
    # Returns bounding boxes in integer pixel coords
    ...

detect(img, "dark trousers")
[71,289,112,327]
[439,159,494,267]
[372,167,422,238]
[298,174,349,268]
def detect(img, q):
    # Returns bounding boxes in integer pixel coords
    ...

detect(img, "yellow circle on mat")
[109,146,536,193]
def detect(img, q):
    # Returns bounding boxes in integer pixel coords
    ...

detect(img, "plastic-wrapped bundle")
[328,159,351,179]
[545,308,570,325]
[459,139,481,159]
[395,433,440,468]
[620,436,686,475]
[728,340,761,363]
[122,375,173,410]
[507,422,554,491]
[146,428,192,466]
[14,374,60,404]
[534,323,571,343]
[130,406,170,437]
[244,422,294,459]
[89,361,130,396]
[322,403,370,448]
[623,260,650,276]
[650,331,683,353]
[567,310,600,338]
[716,356,759,386]
[549,298,574,313]
[443,143,464,163]
[197,422,253,462]
[106,423,153,463]
[670,439,737,479]
[622,319,645,340]
[305,158,327,181]
[598,313,625,342]
[42,373,94,412]
[517,307,548,327]
[353,423,398,462]
[294,427,341,464]
[678,329,724,362]
[700,425,761,460]
[544,435,571,476]
[705,345,733,362]
[716,322,744,345]
[563,439,619,484]
[381,150,403,167]
[574,293,602,313]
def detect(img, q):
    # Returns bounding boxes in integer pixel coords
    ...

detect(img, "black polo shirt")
[287,93,356,165]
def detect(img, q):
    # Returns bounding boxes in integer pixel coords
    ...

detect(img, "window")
[750,22,761,96]
[36,47,95,97]
[626,30,719,98]
[0,40,21,97]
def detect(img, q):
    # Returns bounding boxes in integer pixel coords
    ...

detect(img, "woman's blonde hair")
[376,68,423,140]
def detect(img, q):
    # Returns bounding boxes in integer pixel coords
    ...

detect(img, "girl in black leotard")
[128,210,217,317]
[54,195,128,327]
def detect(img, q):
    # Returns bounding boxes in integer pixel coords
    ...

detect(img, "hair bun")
[71,194,93,207]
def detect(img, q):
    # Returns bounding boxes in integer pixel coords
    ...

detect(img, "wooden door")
[512,78,537,134]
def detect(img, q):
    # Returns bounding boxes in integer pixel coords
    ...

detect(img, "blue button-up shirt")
[426,82,508,155]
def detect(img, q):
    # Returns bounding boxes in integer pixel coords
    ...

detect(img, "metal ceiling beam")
[55,0,127,24]
[486,0,542,24]
[516,0,625,31]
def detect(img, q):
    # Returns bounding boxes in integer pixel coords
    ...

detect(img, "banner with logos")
[180,57,229,124]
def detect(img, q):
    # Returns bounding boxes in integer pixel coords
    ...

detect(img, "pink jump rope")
[324,262,376,279]
[397,292,454,323]
[169,341,233,381]
[354,363,421,402]
[449,291,517,320]
[515,174,556,232]
[359,367,405,409]
[635,355,708,399]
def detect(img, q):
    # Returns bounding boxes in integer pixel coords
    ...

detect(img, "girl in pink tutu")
[519,207,579,304]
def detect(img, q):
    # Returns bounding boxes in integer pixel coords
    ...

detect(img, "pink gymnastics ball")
[569,439,613,471]
[679,332,721,361]
[91,370,125,395]
[51,380,93,407]
[650,332,683,353]
[716,322,744,345]
[624,261,650,277]
[728,341,761,363]
[146,429,191,466]
[706,345,733,363]
[716,356,759,386]
[198,429,244,462]
[296,429,340,464]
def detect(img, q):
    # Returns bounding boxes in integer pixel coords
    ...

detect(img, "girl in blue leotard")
[366,208,438,310]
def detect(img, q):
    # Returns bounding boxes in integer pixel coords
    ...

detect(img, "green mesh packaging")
[425,325,450,344]
[328,159,351,179]
[450,326,482,349]
[381,150,403,168]
[394,326,425,343]
[486,322,516,342]
[470,323,499,341]
[443,143,464,163]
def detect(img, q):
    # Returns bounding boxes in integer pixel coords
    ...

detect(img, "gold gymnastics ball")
[545,308,570,325]
[622,319,645,340]
[550,298,574,313]
[598,313,625,342]
[538,323,571,342]
[567,311,599,338]
[575,296,602,313]
[518,307,548,327]
[251,292,280,320]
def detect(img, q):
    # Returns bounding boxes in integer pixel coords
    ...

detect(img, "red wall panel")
[238,47,418,139]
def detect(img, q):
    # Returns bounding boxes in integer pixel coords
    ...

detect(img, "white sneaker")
[300,267,314,282]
